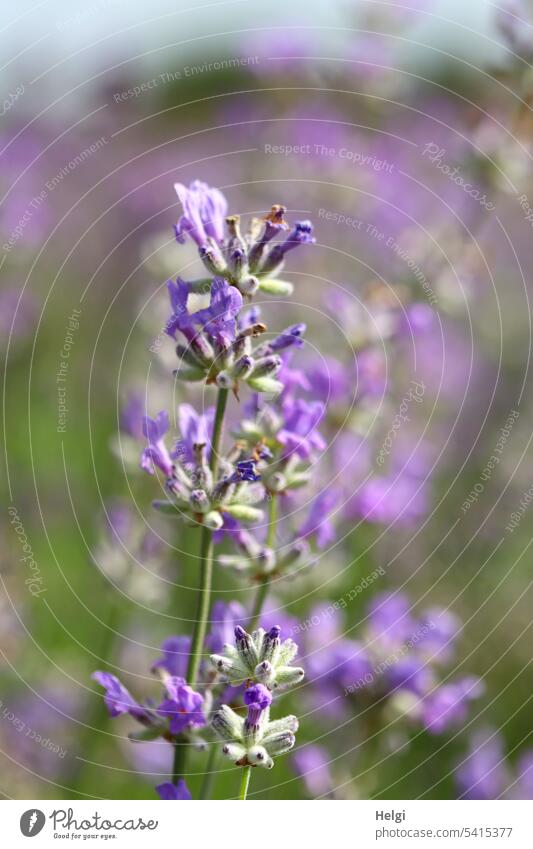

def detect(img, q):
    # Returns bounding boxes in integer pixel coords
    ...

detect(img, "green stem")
[250,494,277,630]
[186,386,229,686]
[172,736,186,784]
[199,745,220,799]
[239,766,252,800]
[173,388,229,786]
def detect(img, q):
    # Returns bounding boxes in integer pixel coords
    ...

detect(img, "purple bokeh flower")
[151,636,191,679]
[457,729,507,799]
[421,677,484,734]
[298,489,340,548]
[278,398,326,459]
[156,780,192,800]
[207,600,247,653]
[293,744,333,797]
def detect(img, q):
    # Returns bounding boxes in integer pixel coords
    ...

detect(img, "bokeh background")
[2,0,533,800]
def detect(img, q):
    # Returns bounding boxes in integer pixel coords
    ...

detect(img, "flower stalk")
[239,765,252,800]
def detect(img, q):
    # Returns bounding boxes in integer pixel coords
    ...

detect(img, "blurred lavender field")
[2,0,533,801]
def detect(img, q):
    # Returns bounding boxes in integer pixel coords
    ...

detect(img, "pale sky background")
[1,0,509,89]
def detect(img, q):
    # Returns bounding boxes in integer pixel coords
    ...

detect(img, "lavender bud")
[231,355,254,380]
[221,743,247,763]
[264,731,296,756]
[273,665,305,690]
[191,335,214,362]
[216,371,234,389]
[239,275,260,295]
[175,344,205,369]
[251,355,282,378]
[212,705,243,740]
[199,244,227,275]
[255,659,275,687]
[189,489,210,514]
[228,248,248,279]
[260,626,281,664]
[204,510,224,530]
[247,745,273,769]
[235,626,258,670]
[257,278,294,296]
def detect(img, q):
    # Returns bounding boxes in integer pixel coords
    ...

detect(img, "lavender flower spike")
[212,689,298,770]
[211,625,304,691]
[140,411,174,476]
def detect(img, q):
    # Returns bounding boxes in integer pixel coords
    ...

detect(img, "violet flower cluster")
[93,178,487,801]
[93,180,315,800]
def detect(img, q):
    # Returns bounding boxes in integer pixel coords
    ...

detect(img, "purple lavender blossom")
[166,278,194,341]
[244,683,272,710]
[152,636,191,679]
[261,221,315,273]
[278,398,326,459]
[244,683,272,729]
[141,411,174,476]
[174,180,228,246]
[269,323,306,352]
[230,459,261,483]
[189,277,243,346]
[157,677,206,735]
[156,780,192,800]
[91,672,148,721]
[173,403,215,465]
